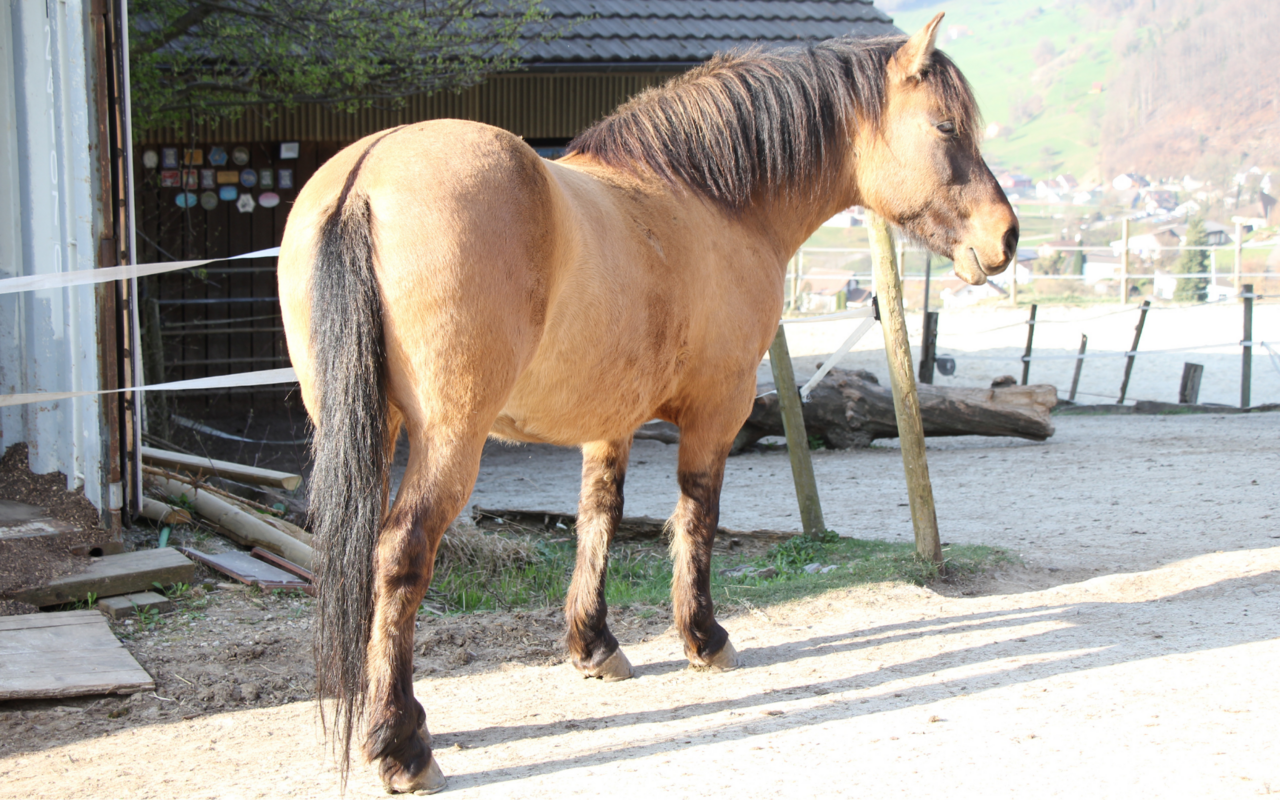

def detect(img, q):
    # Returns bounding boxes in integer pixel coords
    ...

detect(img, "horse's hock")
[735,368,1057,451]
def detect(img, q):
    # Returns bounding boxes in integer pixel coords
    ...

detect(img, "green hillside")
[894,0,1117,182]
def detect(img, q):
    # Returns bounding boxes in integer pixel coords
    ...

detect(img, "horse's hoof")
[579,648,634,681]
[691,640,739,672]
[381,751,446,795]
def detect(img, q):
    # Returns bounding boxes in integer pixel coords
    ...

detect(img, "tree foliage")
[130,0,562,131]
[1173,217,1209,302]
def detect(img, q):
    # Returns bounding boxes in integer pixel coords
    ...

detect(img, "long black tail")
[308,193,388,780]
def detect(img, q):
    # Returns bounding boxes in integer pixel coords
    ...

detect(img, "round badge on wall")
[231,146,250,165]
[142,150,159,169]
[258,191,280,209]
[240,169,257,188]
[219,185,238,201]
[200,191,218,210]
[175,192,198,208]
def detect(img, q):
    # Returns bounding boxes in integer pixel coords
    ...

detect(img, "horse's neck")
[741,186,860,264]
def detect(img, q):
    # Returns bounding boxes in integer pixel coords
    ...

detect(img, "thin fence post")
[1020,303,1037,385]
[868,212,943,565]
[1117,299,1151,404]
[768,325,826,537]
[1068,333,1088,402]
[918,311,938,384]
[1242,283,1254,409]
[1234,222,1243,293]
[922,253,933,315]
[1120,218,1130,305]
[1010,263,1018,306]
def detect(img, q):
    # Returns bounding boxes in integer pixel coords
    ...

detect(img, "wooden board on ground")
[0,610,154,700]
[179,548,310,591]
[96,591,174,620]
[472,507,796,545]
[140,446,302,491]
[6,548,195,608]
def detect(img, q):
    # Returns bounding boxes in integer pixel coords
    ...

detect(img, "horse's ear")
[889,12,944,82]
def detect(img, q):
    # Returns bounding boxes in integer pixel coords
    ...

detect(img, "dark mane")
[565,36,980,211]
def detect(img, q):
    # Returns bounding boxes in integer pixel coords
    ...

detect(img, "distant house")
[947,24,972,40]
[1035,181,1062,202]
[998,172,1034,190]
[1139,189,1178,214]
[1112,173,1151,191]
[1056,174,1079,192]
[1170,221,1233,246]
[1083,252,1123,285]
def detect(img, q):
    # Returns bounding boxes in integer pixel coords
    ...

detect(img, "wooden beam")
[768,325,827,537]
[7,548,195,608]
[868,213,942,565]
[140,445,302,490]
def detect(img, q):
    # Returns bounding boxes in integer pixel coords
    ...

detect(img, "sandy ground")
[2,411,1278,798]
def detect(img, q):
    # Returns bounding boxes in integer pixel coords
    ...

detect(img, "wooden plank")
[472,507,797,544]
[250,547,313,582]
[868,213,942,565]
[0,609,103,632]
[0,610,153,700]
[1179,362,1204,405]
[141,445,302,490]
[768,325,826,537]
[179,547,308,589]
[7,548,195,608]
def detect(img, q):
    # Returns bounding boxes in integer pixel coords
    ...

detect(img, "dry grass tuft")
[436,522,538,577]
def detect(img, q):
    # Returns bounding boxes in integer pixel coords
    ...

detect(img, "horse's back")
[279,120,565,428]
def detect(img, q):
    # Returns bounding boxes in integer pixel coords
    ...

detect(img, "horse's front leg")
[669,418,740,670]
[565,437,635,680]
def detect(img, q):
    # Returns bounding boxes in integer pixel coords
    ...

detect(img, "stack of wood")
[139,447,313,571]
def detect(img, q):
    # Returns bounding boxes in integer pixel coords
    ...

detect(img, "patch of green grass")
[420,531,1012,617]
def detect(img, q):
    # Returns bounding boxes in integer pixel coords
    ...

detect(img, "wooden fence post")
[1120,218,1130,305]
[1117,299,1151,404]
[768,325,826,537]
[1068,334,1088,402]
[1020,303,1037,385]
[868,213,942,565]
[1242,283,1254,409]
[1179,363,1204,405]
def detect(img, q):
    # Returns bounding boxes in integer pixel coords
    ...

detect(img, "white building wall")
[0,0,109,515]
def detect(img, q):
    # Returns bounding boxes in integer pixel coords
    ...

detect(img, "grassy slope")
[894,0,1116,181]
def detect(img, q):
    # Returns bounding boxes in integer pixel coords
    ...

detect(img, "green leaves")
[130,0,565,131]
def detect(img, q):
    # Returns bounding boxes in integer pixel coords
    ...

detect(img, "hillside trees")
[1173,217,1209,302]
[130,0,563,131]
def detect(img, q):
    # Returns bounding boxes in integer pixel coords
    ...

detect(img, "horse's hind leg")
[566,438,634,680]
[364,425,487,795]
[669,419,741,670]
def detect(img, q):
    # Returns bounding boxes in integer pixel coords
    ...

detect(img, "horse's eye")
[936,121,956,136]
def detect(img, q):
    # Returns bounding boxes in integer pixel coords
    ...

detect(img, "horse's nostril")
[1002,226,1020,263]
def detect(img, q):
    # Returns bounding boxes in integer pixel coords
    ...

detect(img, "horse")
[277,13,1017,794]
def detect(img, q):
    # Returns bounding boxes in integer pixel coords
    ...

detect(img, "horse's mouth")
[954,247,988,285]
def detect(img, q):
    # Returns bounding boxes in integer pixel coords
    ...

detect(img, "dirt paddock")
[2,411,1278,798]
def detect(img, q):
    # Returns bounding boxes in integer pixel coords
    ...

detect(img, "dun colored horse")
[278,14,1016,794]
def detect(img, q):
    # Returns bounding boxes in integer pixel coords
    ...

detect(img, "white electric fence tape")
[0,247,282,296]
[0,368,297,409]
[779,306,876,324]
[799,316,878,400]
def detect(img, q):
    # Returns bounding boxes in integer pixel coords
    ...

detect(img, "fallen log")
[735,367,1057,451]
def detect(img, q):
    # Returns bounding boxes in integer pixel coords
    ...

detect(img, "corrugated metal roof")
[524,0,900,66]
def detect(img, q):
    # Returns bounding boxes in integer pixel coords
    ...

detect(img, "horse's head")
[854,14,1018,285]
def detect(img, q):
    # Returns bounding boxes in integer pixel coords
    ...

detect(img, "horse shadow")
[438,568,1280,791]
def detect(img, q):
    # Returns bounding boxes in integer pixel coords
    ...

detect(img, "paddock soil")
[1,412,1278,798]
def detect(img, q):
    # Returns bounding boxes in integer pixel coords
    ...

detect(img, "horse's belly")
[489,353,676,446]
